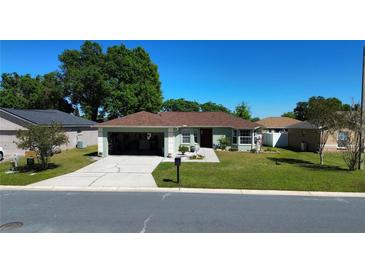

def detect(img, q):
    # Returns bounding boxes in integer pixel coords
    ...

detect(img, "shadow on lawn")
[267,157,347,171]
[14,163,60,173]
[83,151,98,157]
[163,178,178,184]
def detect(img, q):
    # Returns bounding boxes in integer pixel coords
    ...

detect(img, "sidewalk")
[1,185,365,198]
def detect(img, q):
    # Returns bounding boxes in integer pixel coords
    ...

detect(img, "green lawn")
[153,148,365,192]
[0,146,97,186]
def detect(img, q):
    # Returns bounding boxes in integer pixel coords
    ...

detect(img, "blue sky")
[1,40,364,118]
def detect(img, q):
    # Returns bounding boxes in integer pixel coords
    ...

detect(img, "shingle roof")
[0,108,96,127]
[258,117,301,128]
[97,111,261,129]
[287,121,319,129]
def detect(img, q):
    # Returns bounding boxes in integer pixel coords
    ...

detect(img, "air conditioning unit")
[77,141,86,149]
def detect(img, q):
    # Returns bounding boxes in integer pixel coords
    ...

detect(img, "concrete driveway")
[32,156,162,188]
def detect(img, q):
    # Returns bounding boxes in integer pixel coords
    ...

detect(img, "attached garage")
[95,111,262,158]
[108,132,164,156]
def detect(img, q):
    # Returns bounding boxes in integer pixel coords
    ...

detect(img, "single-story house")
[0,107,98,156]
[258,117,301,133]
[287,121,352,152]
[257,117,301,147]
[95,111,261,157]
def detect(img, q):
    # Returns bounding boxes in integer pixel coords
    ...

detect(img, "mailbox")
[174,157,181,183]
[174,157,181,166]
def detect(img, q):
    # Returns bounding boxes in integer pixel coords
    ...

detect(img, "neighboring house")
[0,107,97,156]
[95,111,261,157]
[258,117,301,133]
[258,117,301,147]
[287,121,353,152]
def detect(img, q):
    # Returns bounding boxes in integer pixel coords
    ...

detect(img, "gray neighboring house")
[95,111,261,157]
[0,107,97,156]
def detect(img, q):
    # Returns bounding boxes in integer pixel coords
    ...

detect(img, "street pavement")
[1,190,365,232]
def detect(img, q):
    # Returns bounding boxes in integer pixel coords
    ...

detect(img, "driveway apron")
[32,156,162,188]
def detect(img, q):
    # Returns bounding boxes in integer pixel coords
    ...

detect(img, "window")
[182,130,190,144]
[239,130,251,144]
[337,131,349,148]
[232,130,237,144]
[193,131,198,143]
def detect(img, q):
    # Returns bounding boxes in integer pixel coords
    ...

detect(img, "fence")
[263,132,288,147]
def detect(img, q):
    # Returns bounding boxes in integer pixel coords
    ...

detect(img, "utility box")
[77,141,86,149]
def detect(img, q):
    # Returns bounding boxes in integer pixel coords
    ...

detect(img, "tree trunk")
[319,152,324,165]
[90,106,99,122]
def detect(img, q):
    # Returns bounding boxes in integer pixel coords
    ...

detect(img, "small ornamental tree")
[341,105,362,170]
[307,96,342,165]
[15,123,69,169]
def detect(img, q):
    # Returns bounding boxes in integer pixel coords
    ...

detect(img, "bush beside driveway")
[153,148,365,192]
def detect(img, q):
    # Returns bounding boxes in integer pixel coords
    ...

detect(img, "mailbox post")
[174,157,181,184]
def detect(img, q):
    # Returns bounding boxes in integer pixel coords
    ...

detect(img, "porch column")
[167,128,175,156]
[251,130,255,148]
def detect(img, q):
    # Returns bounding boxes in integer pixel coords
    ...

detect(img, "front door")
[200,128,213,148]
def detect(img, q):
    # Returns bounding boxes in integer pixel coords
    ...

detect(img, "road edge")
[0,185,365,198]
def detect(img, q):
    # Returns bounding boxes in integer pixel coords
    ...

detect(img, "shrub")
[189,154,205,160]
[218,136,229,150]
[178,145,190,155]
[229,147,238,152]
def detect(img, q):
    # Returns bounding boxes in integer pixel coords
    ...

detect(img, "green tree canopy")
[200,101,231,113]
[292,97,350,121]
[234,102,251,120]
[104,45,163,119]
[162,98,200,112]
[59,41,163,121]
[281,111,296,119]
[0,72,72,112]
[59,41,109,121]
[307,96,344,165]
[293,101,309,121]
[15,123,69,169]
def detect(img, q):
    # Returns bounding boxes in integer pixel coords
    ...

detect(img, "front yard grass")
[153,148,365,192]
[0,146,97,186]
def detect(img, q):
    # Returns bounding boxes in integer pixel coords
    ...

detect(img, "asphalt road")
[1,190,365,232]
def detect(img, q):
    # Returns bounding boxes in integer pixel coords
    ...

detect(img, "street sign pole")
[359,46,365,170]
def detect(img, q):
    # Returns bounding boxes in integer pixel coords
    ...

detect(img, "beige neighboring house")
[0,107,97,157]
[258,117,301,133]
[257,117,301,147]
[287,121,352,152]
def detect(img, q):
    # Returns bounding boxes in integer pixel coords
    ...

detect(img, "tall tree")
[59,41,108,121]
[293,101,309,121]
[234,102,251,120]
[307,96,343,165]
[200,101,231,113]
[162,98,200,112]
[104,45,163,119]
[0,72,72,112]
[281,111,296,119]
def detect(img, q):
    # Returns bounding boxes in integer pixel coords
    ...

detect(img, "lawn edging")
[1,185,364,198]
